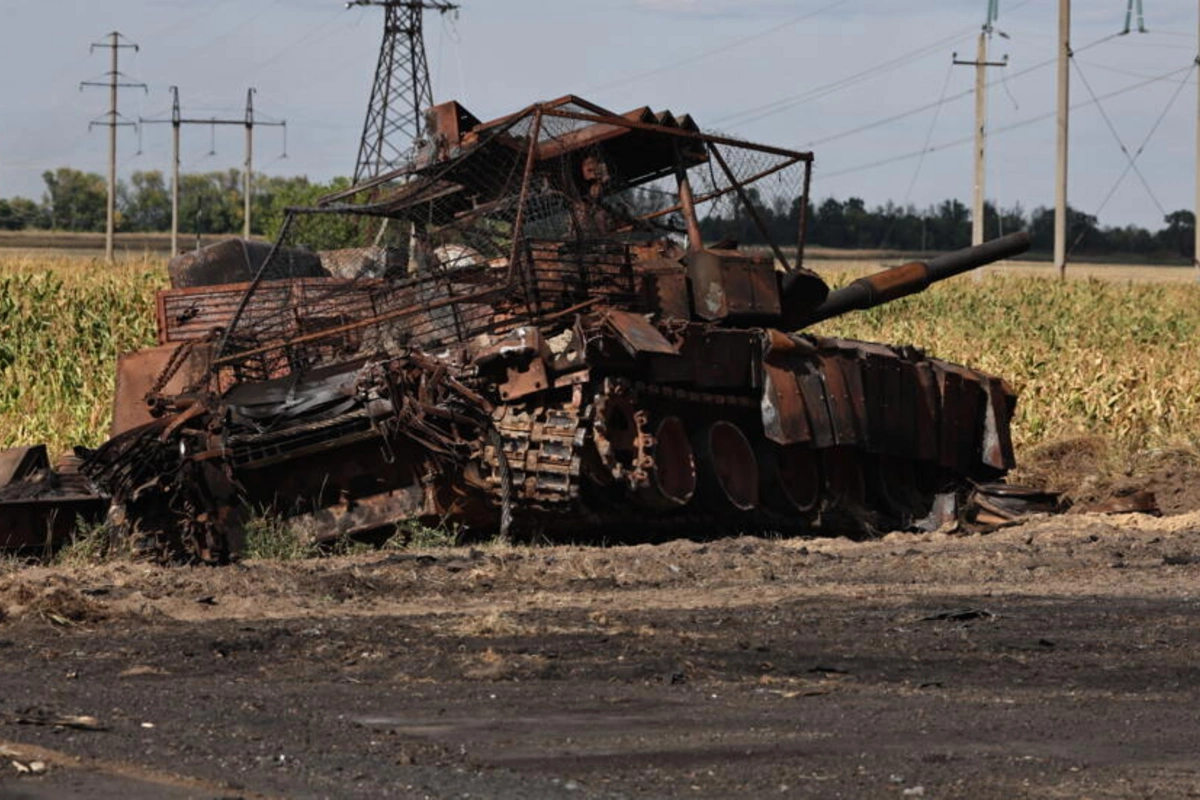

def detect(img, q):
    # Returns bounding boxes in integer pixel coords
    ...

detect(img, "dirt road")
[1,510,1198,799]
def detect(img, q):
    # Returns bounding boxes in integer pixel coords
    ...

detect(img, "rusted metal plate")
[798,370,835,450]
[760,363,812,445]
[500,357,551,401]
[0,445,49,488]
[684,328,756,388]
[818,354,860,447]
[911,362,940,463]
[603,309,678,356]
[895,360,920,458]
[0,454,107,551]
[642,271,690,320]
[686,251,781,322]
[936,364,986,475]
[113,343,213,437]
[289,484,431,545]
[880,356,904,454]
[0,496,108,551]
[936,366,966,473]
[980,377,1016,471]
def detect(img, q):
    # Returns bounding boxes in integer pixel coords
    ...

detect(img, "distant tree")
[178,170,244,235]
[41,167,107,231]
[258,175,360,250]
[118,170,171,232]
[1029,205,1100,254]
[1159,210,1195,260]
[0,197,47,230]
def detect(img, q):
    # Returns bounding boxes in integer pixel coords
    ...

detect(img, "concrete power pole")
[1055,0,1071,278]
[81,32,146,263]
[244,89,256,240]
[141,89,285,251]
[954,30,1006,250]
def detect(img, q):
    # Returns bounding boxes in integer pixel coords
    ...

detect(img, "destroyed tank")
[86,95,1031,561]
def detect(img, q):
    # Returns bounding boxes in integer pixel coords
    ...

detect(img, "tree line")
[1,167,1195,260]
[701,191,1195,260]
[0,167,344,240]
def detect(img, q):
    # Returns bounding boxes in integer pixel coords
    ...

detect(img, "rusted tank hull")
[79,96,1031,561]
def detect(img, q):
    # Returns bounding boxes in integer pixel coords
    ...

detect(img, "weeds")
[241,511,314,561]
[52,515,114,567]
[390,519,463,550]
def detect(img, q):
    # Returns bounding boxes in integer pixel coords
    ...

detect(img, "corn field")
[2,251,1200,465]
[0,254,163,451]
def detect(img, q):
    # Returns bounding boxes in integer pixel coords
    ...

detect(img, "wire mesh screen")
[205,99,812,386]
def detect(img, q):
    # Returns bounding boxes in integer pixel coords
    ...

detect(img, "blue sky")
[0,0,1196,229]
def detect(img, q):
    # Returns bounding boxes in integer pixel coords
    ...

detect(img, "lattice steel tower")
[349,0,459,184]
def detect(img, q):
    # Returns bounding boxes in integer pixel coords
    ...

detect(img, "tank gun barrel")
[795,231,1031,327]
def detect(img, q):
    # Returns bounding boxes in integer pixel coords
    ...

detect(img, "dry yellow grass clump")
[1,249,1199,468]
[0,252,163,452]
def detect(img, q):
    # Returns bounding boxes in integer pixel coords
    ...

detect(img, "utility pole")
[81,32,146,263]
[141,88,285,251]
[953,2,1006,250]
[1195,0,1199,273]
[244,89,256,239]
[1055,0,1070,278]
[348,0,460,184]
[953,42,1006,249]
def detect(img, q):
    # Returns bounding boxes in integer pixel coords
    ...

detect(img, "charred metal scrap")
[56,95,1032,561]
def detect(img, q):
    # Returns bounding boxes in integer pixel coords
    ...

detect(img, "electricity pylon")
[348,0,460,185]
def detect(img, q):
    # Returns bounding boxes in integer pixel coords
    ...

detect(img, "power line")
[1089,61,1194,219]
[1071,58,1166,217]
[716,26,979,129]
[877,60,955,249]
[141,87,287,251]
[716,0,1044,131]
[817,63,1194,182]
[798,30,1125,151]
[584,0,852,95]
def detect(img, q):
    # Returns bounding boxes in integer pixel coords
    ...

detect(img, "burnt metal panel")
[799,370,835,449]
[936,366,966,473]
[760,363,812,445]
[686,250,782,322]
[642,271,690,321]
[818,354,860,447]
[912,362,940,462]
[157,277,381,345]
[603,309,679,356]
[880,356,904,455]
[0,445,49,488]
[113,343,213,437]
[980,377,1017,471]
[895,360,920,459]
